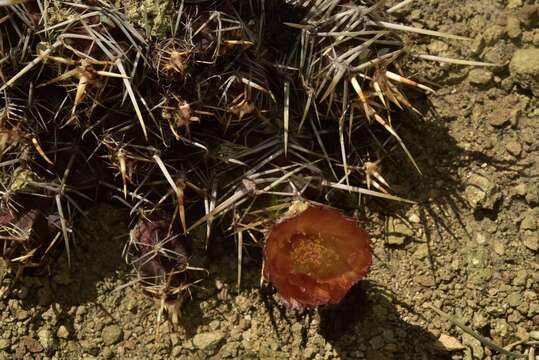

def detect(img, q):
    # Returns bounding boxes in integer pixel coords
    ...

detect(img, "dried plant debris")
[0,0,481,326]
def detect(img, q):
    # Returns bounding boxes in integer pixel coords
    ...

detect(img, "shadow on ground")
[9,204,129,308]
[319,281,451,360]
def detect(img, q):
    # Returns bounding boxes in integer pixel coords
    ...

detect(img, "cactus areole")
[263,205,372,308]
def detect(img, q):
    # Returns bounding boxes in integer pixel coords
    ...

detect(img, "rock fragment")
[101,325,123,345]
[436,334,465,351]
[0,339,9,351]
[415,275,435,287]
[192,331,225,351]
[57,325,70,339]
[462,333,484,359]
[507,0,522,9]
[524,233,538,251]
[386,218,414,245]
[464,174,500,210]
[493,240,505,255]
[468,69,492,85]
[505,140,522,157]
[521,211,537,231]
[22,336,43,353]
[510,48,539,96]
[37,328,57,352]
[506,16,521,39]
[413,243,429,259]
[483,25,504,45]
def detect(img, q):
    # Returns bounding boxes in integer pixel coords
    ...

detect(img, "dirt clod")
[192,331,225,351]
[0,340,9,351]
[436,334,465,351]
[524,233,539,251]
[386,218,414,245]
[505,140,522,157]
[510,48,539,96]
[101,325,123,346]
[468,68,493,85]
[464,173,500,210]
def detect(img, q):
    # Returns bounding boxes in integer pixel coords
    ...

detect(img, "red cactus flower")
[263,204,372,308]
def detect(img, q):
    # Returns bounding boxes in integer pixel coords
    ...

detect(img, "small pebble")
[0,339,9,351]
[507,0,522,8]
[524,233,538,251]
[510,48,539,96]
[475,232,487,245]
[506,16,521,39]
[488,111,510,127]
[415,275,435,287]
[171,345,183,357]
[505,140,522,157]
[512,183,527,197]
[513,270,528,286]
[408,213,421,224]
[483,25,505,45]
[22,336,43,353]
[533,30,539,46]
[506,292,521,307]
[37,329,56,352]
[436,334,465,351]
[521,211,537,231]
[413,244,429,259]
[462,333,484,359]
[493,240,505,255]
[192,331,225,350]
[468,69,492,85]
[101,325,123,346]
[386,218,414,245]
[525,187,539,205]
[16,310,29,321]
[464,174,500,209]
[57,325,70,339]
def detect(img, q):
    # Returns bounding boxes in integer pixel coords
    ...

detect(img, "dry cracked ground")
[1,0,538,359]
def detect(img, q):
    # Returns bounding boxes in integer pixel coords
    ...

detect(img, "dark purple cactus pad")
[127,210,191,298]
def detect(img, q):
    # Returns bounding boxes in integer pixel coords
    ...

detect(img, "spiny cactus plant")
[1,0,491,326]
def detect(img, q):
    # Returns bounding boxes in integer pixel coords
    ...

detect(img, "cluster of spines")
[1,0,460,322]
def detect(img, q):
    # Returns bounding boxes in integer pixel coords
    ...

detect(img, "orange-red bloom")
[263,205,372,308]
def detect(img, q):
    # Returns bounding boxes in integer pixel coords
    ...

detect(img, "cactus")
[0,0,477,324]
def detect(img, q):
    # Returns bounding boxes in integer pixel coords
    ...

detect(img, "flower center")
[289,232,341,277]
